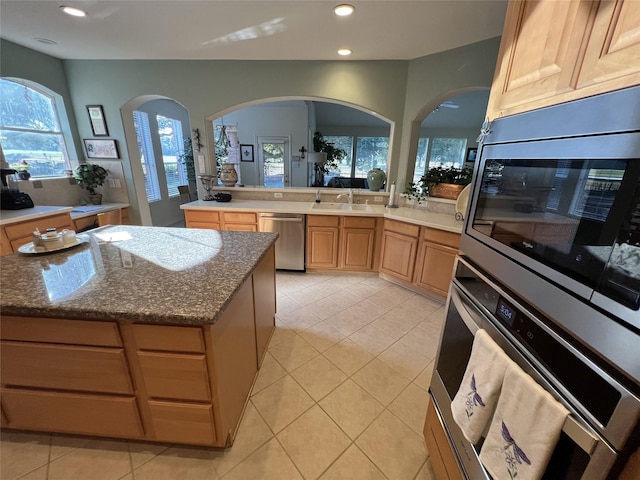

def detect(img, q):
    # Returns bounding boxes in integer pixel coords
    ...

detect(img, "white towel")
[451,329,513,444]
[479,362,569,480]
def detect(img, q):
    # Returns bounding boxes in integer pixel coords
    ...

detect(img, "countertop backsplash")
[8,159,129,206]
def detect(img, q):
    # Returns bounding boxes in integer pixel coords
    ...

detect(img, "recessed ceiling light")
[34,38,58,45]
[60,5,87,17]
[334,4,355,17]
[337,49,352,56]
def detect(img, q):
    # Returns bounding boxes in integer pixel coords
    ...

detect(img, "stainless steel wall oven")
[460,86,640,389]
[430,256,640,479]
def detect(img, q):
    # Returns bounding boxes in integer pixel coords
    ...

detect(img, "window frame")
[0,77,76,178]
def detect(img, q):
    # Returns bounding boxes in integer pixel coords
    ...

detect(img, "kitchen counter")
[0,203,129,225]
[0,224,278,325]
[181,199,464,233]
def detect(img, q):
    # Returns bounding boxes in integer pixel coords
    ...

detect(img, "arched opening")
[406,88,490,191]
[204,97,394,189]
[121,95,193,226]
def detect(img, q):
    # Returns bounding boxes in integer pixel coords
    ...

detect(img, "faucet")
[337,188,354,205]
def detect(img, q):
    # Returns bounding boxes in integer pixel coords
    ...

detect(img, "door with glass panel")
[132,99,191,226]
[258,136,290,187]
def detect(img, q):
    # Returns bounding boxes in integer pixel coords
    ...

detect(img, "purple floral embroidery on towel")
[500,421,531,479]
[464,373,485,418]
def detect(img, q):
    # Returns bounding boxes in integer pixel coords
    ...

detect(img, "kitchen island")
[0,225,277,447]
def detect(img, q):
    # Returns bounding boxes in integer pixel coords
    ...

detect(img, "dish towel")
[479,362,569,480]
[451,329,513,444]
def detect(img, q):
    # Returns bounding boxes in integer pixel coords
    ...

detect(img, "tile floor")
[1,272,445,480]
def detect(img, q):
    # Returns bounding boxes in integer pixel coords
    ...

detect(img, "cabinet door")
[487,0,592,118]
[577,0,640,89]
[341,228,375,271]
[379,231,418,282]
[307,227,339,269]
[184,210,220,229]
[414,241,458,297]
[424,400,464,480]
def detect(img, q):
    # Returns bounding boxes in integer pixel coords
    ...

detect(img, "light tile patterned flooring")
[1,272,445,480]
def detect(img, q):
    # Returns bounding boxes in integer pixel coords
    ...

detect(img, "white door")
[258,136,290,187]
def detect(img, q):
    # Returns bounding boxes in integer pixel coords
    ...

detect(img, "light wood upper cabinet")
[487,0,640,120]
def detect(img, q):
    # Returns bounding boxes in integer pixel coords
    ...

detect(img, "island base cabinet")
[1,388,144,439]
[148,400,216,445]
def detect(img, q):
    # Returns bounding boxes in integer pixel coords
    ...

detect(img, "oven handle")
[450,283,600,455]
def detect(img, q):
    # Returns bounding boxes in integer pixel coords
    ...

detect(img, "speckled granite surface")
[0,225,277,325]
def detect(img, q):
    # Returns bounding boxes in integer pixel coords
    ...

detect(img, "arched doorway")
[122,96,195,226]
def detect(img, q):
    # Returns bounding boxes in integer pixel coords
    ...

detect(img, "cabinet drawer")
[4,213,72,240]
[184,210,220,223]
[132,324,205,353]
[138,352,211,401]
[384,219,420,237]
[422,228,460,249]
[1,342,133,394]
[149,400,216,445]
[187,222,221,230]
[1,316,122,346]
[307,215,340,227]
[224,223,257,232]
[342,216,376,229]
[222,212,257,224]
[2,388,143,438]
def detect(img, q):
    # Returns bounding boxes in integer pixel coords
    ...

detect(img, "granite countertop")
[0,225,278,326]
[181,199,464,233]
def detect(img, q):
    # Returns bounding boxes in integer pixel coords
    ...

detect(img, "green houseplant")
[420,165,473,199]
[75,163,109,204]
[310,131,347,186]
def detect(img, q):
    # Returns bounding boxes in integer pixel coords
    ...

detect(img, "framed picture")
[84,139,119,159]
[466,147,478,163]
[86,105,109,136]
[240,144,254,162]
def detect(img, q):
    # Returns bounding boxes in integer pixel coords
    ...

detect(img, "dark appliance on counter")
[430,85,640,479]
[1,168,34,210]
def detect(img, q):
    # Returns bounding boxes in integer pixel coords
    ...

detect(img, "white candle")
[388,182,396,206]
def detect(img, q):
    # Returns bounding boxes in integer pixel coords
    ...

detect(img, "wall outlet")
[374,196,383,202]
[274,192,283,198]
[32,180,43,189]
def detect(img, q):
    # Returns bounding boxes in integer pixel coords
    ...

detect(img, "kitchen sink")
[310,203,372,212]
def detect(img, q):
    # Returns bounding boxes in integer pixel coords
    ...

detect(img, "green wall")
[0,37,500,222]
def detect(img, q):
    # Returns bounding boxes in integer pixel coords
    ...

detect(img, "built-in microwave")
[460,85,640,392]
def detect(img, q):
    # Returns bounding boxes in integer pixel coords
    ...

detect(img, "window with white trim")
[133,110,161,202]
[0,78,71,177]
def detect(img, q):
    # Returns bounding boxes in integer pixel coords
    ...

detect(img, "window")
[156,115,187,197]
[428,138,467,169]
[324,135,389,184]
[0,78,70,177]
[133,111,161,202]
[412,137,430,184]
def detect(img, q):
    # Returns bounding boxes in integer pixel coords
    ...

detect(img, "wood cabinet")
[379,219,460,298]
[184,209,257,231]
[72,207,130,232]
[486,0,640,120]
[1,212,72,254]
[424,400,464,480]
[306,215,380,272]
[414,228,461,297]
[0,246,275,448]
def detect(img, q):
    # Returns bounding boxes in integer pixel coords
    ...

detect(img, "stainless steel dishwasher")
[258,213,305,271]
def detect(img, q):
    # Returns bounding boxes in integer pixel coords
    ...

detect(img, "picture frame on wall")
[240,144,254,162]
[466,147,478,163]
[84,139,119,159]
[87,105,109,136]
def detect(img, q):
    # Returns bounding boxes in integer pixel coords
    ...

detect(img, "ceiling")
[0,1,507,61]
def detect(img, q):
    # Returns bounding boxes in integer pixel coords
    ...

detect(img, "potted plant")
[311,131,347,186]
[10,160,31,180]
[419,165,473,199]
[74,163,109,204]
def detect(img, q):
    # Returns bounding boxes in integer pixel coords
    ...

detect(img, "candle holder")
[198,174,217,201]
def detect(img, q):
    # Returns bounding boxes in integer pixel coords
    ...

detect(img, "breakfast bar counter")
[0,225,278,447]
